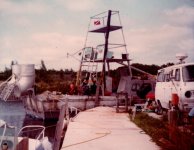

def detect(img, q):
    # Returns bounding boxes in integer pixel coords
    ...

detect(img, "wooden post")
[125,93,128,112]
[53,101,69,150]
[168,109,179,142]
[95,80,100,106]
[168,109,179,125]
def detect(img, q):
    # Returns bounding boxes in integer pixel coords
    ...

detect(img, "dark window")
[131,83,140,91]
[157,72,164,82]
[175,69,180,81]
[165,74,170,82]
[182,65,194,82]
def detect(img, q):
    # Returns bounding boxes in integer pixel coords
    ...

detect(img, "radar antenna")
[176,53,188,64]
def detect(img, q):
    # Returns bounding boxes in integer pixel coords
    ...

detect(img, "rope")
[83,18,91,49]
[61,131,110,149]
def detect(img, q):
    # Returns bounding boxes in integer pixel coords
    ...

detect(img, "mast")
[102,10,112,93]
[73,10,131,105]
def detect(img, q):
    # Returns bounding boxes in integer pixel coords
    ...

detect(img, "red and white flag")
[94,20,100,25]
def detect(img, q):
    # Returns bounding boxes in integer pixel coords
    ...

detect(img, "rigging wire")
[118,13,128,54]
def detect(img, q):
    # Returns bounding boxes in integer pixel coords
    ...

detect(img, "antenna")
[175,53,188,64]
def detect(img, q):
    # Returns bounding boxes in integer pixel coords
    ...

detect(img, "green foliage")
[0,67,12,80]
[133,113,169,142]
[40,60,47,71]
[131,112,194,150]
[34,68,76,94]
[131,63,160,75]
[0,62,175,93]
[160,62,174,69]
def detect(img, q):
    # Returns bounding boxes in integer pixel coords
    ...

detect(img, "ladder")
[82,47,98,82]
[87,56,98,82]
[0,83,16,101]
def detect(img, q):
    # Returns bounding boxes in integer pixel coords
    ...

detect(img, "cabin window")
[175,69,180,81]
[139,83,152,92]
[182,65,194,82]
[157,72,164,82]
[131,83,140,91]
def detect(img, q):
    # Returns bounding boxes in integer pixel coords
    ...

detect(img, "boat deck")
[61,107,160,150]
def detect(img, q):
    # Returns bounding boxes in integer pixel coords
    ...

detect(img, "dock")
[61,107,160,150]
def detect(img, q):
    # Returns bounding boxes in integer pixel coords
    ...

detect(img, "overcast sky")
[0,0,194,71]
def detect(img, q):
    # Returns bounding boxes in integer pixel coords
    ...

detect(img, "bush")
[131,112,194,150]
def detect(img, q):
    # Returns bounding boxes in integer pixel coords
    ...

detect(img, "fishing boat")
[23,10,156,119]
[61,10,155,110]
[23,90,62,120]
[0,119,52,150]
[0,64,35,102]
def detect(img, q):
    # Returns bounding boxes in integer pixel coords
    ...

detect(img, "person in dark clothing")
[90,80,97,95]
[82,78,90,95]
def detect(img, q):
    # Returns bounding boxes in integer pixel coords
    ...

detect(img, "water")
[0,100,57,141]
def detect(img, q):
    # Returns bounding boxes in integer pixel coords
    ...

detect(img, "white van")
[155,62,194,111]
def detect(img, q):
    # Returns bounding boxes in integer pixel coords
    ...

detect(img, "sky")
[0,0,194,71]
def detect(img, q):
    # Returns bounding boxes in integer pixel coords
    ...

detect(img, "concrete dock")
[61,107,160,150]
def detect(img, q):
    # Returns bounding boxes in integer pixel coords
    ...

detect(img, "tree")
[131,63,160,75]
[60,69,64,79]
[4,66,11,79]
[160,62,174,69]
[40,60,47,71]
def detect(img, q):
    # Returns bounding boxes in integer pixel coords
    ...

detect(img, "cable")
[61,131,110,149]
[60,120,111,149]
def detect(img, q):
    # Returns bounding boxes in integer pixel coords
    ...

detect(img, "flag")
[94,20,100,25]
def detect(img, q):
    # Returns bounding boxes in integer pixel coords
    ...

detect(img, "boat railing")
[0,121,7,147]
[17,125,45,141]
[69,106,81,118]
[0,120,17,150]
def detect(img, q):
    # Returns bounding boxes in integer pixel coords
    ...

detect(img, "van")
[155,62,194,111]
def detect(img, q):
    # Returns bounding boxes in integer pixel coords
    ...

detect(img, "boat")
[62,10,156,110]
[23,90,62,120]
[0,119,52,150]
[23,10,156,119]
[0,64,35,102]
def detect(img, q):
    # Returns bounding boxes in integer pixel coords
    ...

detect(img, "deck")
[61,107,160,150]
